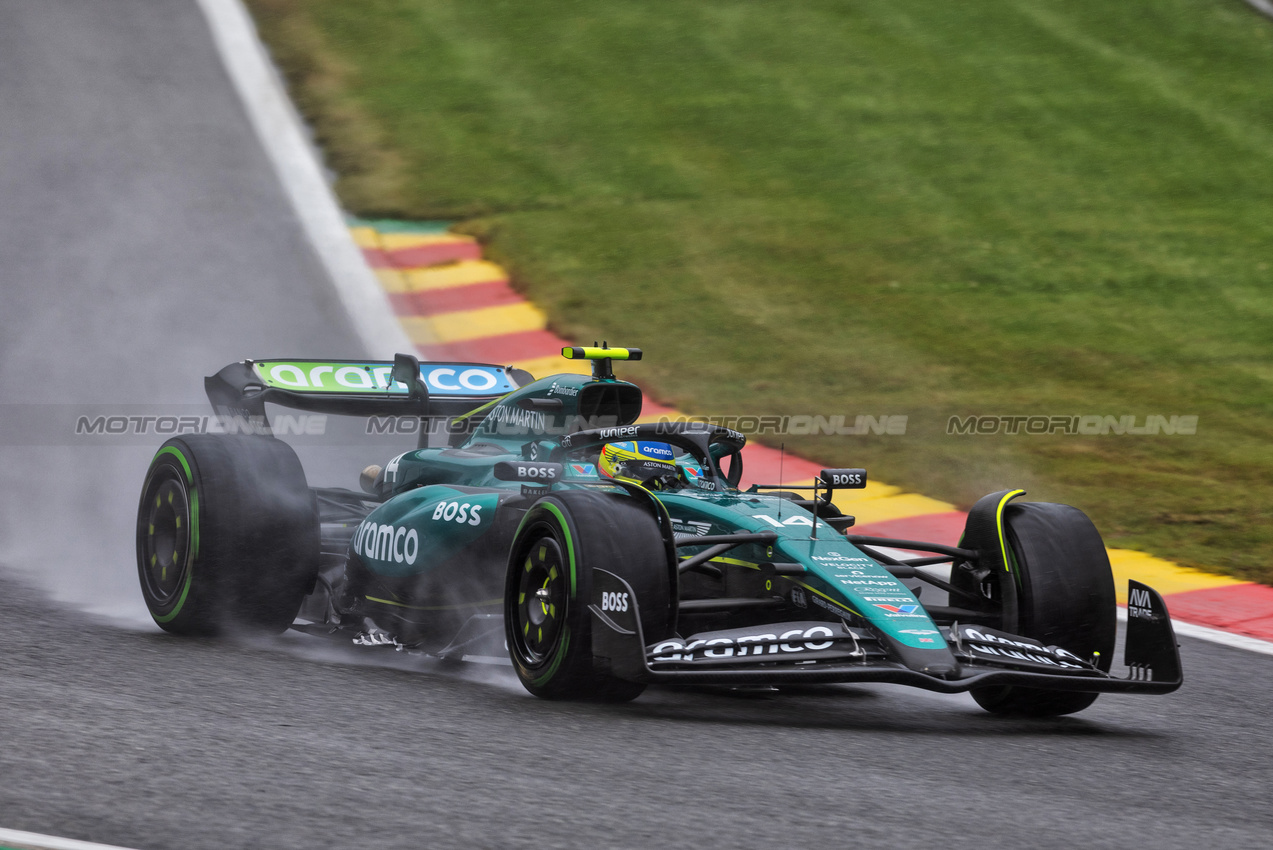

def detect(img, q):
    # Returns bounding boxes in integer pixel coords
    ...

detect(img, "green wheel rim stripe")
[150,446,199,623]
[531,628,571,687]
[154,445,192,481]
[511,501,578,599]
[510,501,579,687]
[539,502,577,598]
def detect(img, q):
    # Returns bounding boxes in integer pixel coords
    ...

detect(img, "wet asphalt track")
[1,2,1271,848]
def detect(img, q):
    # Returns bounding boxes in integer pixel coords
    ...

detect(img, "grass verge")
[246,0,1273,583]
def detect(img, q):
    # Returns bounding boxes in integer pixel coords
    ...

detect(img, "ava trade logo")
[254,361,517,397]
[874,603,920,615]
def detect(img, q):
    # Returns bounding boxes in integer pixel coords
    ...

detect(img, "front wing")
[589,570,1182,695]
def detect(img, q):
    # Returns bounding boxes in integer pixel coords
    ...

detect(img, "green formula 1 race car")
[136,347,1181,715]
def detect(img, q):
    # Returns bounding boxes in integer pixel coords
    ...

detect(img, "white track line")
[0,827,141,850]
[195,0,413,356]
[1117,608,1273,657]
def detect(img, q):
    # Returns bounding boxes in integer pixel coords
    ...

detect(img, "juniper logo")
[947,415,1197,436]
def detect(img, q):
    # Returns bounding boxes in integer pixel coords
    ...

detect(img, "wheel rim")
[513,532,568,665]
[141,469,191,605]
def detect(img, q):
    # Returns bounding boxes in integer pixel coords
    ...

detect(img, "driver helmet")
[599,441,678,489]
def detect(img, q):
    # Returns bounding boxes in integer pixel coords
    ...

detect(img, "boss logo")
[431,500,483,526]
[601,591,630,613]
[494,461,564,483]
[821,468,867,489]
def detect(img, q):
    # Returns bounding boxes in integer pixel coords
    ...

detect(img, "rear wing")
[204,355,533,424]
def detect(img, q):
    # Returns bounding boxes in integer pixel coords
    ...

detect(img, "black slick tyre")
[136,435,319,635]
[971,502,1117,717]
[505,490,672,701]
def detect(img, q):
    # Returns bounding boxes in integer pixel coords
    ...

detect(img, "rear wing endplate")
[204,355,533,423]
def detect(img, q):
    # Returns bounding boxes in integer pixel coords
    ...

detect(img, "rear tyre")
[136,435,319,635]
[505,490,672,701]
[971,502,1116,717]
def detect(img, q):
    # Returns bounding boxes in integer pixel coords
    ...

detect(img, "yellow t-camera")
[561,346,643,379]
[561,346,643,361]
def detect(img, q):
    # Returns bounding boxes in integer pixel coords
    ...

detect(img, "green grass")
[248,0,1273,583]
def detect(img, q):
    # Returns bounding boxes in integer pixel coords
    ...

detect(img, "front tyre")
[136,435,319,635]
[505,490,672,701]
[972,501,1117,717]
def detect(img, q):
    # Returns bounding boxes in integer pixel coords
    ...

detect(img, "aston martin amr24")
[137,347,1181,715]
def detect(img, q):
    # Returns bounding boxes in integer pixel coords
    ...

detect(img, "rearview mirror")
[820,468,867,489]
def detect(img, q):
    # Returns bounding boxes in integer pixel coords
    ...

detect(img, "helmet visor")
[600,441,678,486]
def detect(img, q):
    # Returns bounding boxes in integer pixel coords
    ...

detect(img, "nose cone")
[885,638,961,679]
